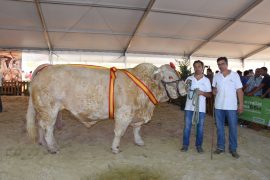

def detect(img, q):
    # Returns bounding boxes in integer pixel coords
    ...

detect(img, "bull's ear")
[152,69,163,81]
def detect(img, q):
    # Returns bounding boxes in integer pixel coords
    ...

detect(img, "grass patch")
[82,166,165,180]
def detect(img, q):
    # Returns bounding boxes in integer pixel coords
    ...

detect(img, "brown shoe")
[197,147,204,153]
[180,146,188,152]
[230,151,240,159]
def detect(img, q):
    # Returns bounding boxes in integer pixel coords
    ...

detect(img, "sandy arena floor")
[0,96,269,180]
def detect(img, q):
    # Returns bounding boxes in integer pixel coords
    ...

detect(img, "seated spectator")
[248,67,270,98]
[243,68,262,96]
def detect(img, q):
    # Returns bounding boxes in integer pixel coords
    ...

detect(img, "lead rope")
[186,81,200,136]
[191,89,200,135]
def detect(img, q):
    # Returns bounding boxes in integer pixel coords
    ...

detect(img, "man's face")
[255,68,261,77]
[261,69,267,76]
[193,63,204,75]
[217,60,228,72]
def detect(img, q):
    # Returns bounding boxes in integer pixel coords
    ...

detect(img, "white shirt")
[212,71,242,110]
[185,75,212,113]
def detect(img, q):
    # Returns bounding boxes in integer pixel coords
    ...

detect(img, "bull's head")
[152,64,187,100]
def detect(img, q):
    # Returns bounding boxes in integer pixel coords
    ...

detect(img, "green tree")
[175,55,192,81]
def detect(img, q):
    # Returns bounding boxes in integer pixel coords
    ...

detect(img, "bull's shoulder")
[128,63,157,81]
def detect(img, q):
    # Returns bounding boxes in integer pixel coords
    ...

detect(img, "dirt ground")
[0,96,269,180]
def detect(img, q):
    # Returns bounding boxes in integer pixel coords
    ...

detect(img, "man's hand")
[238,104,244,114]
[212,87,217,96]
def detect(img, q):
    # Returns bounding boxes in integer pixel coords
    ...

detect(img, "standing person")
[180,60,212,153]
[212,57,243,159]
[206,68,213,84]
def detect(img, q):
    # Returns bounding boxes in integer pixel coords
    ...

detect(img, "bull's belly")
[69,108,109,120]
[63,95,109,120]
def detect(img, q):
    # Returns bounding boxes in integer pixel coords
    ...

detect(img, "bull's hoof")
[111,147,121,154]
[47,146,60,154]
[38,140,47,147]
[135,140,145,146]
[48,149,59,154]
[135,139,145,146]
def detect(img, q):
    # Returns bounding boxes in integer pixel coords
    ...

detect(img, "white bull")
[26,63,187,153]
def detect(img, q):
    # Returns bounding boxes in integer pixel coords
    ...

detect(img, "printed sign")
[239,96,270,126]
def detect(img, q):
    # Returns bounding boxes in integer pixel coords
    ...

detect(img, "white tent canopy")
[0,0,270,61]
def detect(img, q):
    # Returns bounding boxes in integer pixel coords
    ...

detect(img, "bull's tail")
[26,95,37,141]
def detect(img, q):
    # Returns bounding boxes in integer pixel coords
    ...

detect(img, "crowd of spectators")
[237,67,270,98]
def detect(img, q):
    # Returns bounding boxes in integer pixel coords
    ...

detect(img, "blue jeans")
[215,109,238,152]
[182,110,206,148]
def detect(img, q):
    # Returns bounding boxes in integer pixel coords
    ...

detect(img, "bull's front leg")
[131,122,145,146]
[111,118,131,154]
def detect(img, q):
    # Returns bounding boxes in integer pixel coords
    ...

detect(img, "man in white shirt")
[180,60,212,153]
[212,57,243,159]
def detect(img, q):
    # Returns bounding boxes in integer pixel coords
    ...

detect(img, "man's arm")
[262,88,270,98]
[247,83,264,96]
[242,84,249,92]
[237,88,244,113]
[198,91,212,98]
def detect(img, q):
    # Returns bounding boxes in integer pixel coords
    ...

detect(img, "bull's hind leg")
[38,111,59,153]
[111,118,131,154]
[55,111,63,130]
[38,125,46,147]
[132,122,145,146]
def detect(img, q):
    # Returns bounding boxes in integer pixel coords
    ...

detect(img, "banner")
[239,96,270,126]
[0,50,22,82]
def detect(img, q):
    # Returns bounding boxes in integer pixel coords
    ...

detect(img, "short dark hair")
[193,60,204,67]
[261,67,268,72]
[243,70,249,76]
[217,57,228,64]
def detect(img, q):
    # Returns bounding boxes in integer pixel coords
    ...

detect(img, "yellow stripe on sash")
[120,69,158,105]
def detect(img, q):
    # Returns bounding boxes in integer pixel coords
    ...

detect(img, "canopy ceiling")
[0,0,270,60]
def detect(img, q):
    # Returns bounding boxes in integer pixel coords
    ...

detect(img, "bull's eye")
[169,76,174,80]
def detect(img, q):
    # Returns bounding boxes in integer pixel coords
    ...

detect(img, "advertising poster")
[239,96,270,126]
[0,51,22,82]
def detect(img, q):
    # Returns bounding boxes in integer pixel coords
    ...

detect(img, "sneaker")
[196,147,204,153]
[180,146,188,152]
[230,151,240,159]
[213,149,225,154]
